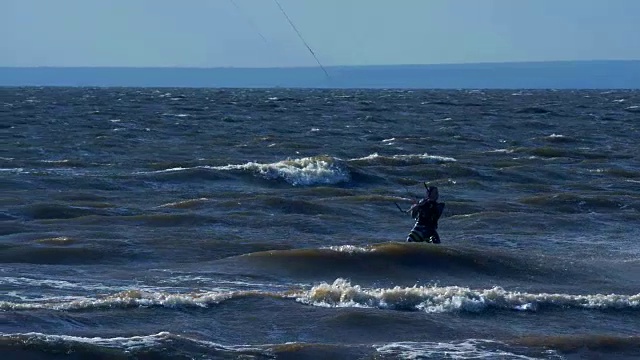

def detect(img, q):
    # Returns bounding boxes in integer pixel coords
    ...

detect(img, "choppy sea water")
[1,87,640,359]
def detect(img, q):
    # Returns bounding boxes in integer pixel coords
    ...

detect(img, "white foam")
[1,276,94,290]
[161,113,191,117]
[40,159,70,163]
[136,166,194,174]
[0,331,171,350]
[375,339,547,360]
[296,279,640,313]
[140,157,350,185]
[156,198,209,208]
[7,278,639,314]
[213,156,350,186]
[0,289,243,311]
[349,153,457,163]
[0,168,24,173]
[322,245,372,254]
[487,149,515,153]
[0,276,205,302]
[0,331,273,355]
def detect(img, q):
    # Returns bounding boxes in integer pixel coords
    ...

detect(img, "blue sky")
[2,0,639,67]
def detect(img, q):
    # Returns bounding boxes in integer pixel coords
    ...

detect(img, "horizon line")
[2,59,640,70]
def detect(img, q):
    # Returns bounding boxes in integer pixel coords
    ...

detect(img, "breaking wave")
[141,156,351,186]
[375,339,553,360]
[212,156,350,186]
[298,278,640,313]
[139,152,458,186]
[3,278,639,314]
[0,289,276,311]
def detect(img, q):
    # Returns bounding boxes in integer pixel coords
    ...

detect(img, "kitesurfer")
[406,186,445,243]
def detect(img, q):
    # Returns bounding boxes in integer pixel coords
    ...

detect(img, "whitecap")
[349,153,457,163]
[0,289,244,311]
[321,245,372,254]
[213,156,351,186]
[0,331,171,350]
[0,168,24,173]
[296,278,640,313]
[375,339,545,360]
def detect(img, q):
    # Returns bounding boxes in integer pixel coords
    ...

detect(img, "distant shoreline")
[2,60,639,89]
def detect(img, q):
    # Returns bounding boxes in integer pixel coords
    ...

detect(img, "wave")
[0,276,121,292]
[542,133,576,143]
[233,242,553,280]
[4,278,639,314]
[0,219,27,236]
[511,334,640,356]
[422,100,482,107]
[135,166,229,181]
[519,146,608,159]
[520,193,630,213]
[20,203,110,220]
[156,197,209,209]
[515,106,557,115]
[38,159,89,167]
[0,331,270,359]
[84,213,217,227]
[0,167,25,174]
[213,156,351,186]
[298,278,640,313]
[258,196,344,215]
[375,339,552,360]
[142,156,351,186]
[595,167,640,179]
[11,210,228,229]
[0,289,279,311]
[348,152,457,166]
[0,332,563,360]
[0,244,135,265]
[141,152,457,186]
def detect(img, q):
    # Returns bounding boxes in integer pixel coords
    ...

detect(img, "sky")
[1,0,639,68]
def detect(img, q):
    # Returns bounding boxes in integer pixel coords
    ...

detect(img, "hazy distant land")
[1,60,639,88]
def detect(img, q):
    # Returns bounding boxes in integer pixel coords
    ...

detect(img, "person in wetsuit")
[406,186,445,243]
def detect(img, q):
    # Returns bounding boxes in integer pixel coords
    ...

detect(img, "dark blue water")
[1,88,640,359]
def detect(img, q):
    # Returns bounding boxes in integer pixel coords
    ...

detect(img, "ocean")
[1,87,639,359]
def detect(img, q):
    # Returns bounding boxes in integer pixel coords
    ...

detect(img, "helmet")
[426,186,439,201]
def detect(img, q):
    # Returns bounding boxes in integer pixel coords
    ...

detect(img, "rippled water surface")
[1,88,640,359]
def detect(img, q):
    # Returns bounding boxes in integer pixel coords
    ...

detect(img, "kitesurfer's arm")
[408,199,427,219]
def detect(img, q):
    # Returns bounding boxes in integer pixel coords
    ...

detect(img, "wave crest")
[349,153,456,165]
[297,278,640,313]
[214,155,350,186]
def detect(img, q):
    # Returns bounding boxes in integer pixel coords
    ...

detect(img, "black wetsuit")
[406,199,445,243]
